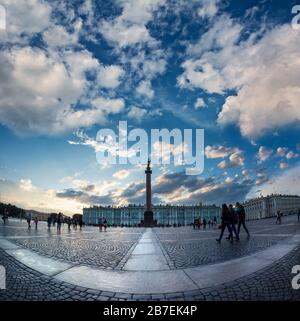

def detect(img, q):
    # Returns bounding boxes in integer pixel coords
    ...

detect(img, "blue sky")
[0,0,300,214]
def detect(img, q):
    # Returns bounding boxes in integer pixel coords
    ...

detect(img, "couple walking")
[216,202,250,243]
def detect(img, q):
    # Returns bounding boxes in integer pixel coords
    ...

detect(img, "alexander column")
[142,159,156,227]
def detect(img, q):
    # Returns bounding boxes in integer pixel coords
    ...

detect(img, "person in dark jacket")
[226,204,239,241]
[236,202,250,239]
[216,204,233,243]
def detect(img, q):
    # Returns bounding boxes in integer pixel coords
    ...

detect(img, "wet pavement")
[0,215,299,300]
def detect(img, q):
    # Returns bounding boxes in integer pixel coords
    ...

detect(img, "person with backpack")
[236,202,250,239]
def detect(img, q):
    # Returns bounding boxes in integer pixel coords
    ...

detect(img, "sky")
[0,0,300,215]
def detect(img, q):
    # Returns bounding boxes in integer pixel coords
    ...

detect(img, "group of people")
[216,202,250,243]
[25,213,39,229]
[193,217,218,229]
[98,217,108,232]
[23,212,84,232]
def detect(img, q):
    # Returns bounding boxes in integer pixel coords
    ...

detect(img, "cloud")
[217,24,300,138]
[197,0,220,19]
[136,80,154,99]
[255,169,268,186]
[179,11,300,139]
[0,0,52,43]
[113,169,130,179]
[127,106,148,122]
[279,162,289,169]
[97,65,125,89]
[56,188,114,206]
[99,0,166,48]
[276,147,288,157]
[286,151,298,160]
[152,171,253,205]
[19,179,35,192]
[248,163,300,198]
[194,97,206,109]
[257,146,273,163]
[217,148,245,169]
[205,145,233,158]
[0,46,126,135]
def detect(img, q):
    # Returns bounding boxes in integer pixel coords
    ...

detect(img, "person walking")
[236,202,250,239]
[298,208,300,222]
[67,217,72,231]
[103,218,108,232]
[79,219,83,231]
[47,216,52,230]
[213,216,217,229]
[276,210,282,224]
[227,204,239,241]
[216,204,233,243]
[26,213,32,229]
[98,217,103,232]
[34,216,38,230]
[57,212,62,232]
[203,218,207,230]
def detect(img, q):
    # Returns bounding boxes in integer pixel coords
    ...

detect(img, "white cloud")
[97,65,125,89]
[127,106,148,122]
[286,151,298,159]
[197,0,220,19]
[258,146,273,162]
[194,98,206,109]
[180,12,300,139]
[42,21,82,48]
[248,163,300,198]
[178,58,226,93]
[99,0,166,48]
[0,47,125,135]
[276,147,288,157]
[279,162,289,169]
[217,148,244,169]
[217,24,300,138]
[0,0,52,43]
[136,80,154,99]
[229,150,245,166]
[19,179,35,192]
[205,145,233,158]
[113,170,130,179]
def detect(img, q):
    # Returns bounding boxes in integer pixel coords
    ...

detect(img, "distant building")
[83,204,221,226]
[243,194,300,220]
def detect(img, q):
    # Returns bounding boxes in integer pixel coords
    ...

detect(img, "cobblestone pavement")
[0,216,300,300]
[0,244,300,301]
[0,223,143,269]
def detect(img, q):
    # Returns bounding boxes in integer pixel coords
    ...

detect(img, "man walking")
[276,210,282,224]
[236,202,250,239]
[216,204,233,243]
[227,204,239,241]
[298,208,300,222]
